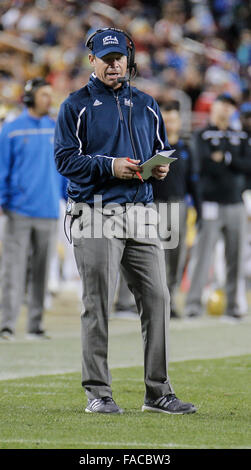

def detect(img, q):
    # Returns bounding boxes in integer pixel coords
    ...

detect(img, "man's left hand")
[152,164,170,180]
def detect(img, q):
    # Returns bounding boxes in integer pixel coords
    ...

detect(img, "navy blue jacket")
[54,74,171,205]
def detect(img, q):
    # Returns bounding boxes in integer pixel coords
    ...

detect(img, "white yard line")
[0,369,80,381]
[0,349,250,382]
[0,314,250,381]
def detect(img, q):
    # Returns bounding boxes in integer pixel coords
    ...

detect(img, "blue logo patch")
[180,150,188,160]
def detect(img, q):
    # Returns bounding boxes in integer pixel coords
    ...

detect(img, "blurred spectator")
[239,102,251,288]
[237,29,251,68]
[0,0,249,126]
[0,78,67,341]
[184,93,251,320]
[152,100,201,318]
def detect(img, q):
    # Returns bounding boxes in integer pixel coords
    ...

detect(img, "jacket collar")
[208,122,232,131]
[87,73,129,96]
[21,108,47,122]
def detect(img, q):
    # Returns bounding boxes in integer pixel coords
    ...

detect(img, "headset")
[86,27,138,160]
[85,27,137,80]
[23,77,49,107]
[86,27,140,194]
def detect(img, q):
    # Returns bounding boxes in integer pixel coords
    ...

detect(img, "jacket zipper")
[114,92,123,122]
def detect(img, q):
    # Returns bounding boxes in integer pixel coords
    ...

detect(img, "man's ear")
[89,54,96,67]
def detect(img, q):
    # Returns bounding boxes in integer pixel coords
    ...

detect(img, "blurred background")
[0,0,251,381]
[0,0,251,316]
[0,0,250,133]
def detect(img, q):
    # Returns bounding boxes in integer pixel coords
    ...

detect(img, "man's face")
[89,53,127,89]
[211,100,235,123]
[33,85,53,116]
[162,110,181,135]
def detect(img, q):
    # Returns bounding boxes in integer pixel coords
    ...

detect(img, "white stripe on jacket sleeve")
[147,105,164,150]
[76,106,86,155]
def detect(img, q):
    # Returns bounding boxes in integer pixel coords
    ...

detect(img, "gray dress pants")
[164,202,188,312]
[113,203,188,314]
[72,205,174,401]
[113,269,137,313]
[0,211,56,333]
[185,202,246,317]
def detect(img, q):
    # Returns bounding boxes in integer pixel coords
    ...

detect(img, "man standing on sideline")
[239,102,251,191]
[55,28,197,415]
[0,78,66,340]
[152,101,201,319]
[236,103,251,299]
[184,94,251,320]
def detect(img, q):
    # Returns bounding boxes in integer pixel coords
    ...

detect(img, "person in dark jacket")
[55,28,197,415]
[152,100,201,318]
[240,102,251,190]
[239,102,251,291]
[0,78,66,341]
[184,93,251,319]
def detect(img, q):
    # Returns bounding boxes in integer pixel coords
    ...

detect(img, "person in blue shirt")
[55,28,197,415]
[0,78,66,341]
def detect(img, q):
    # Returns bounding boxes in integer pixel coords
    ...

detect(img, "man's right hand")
[211,151,224,162]
[113,158,142,180]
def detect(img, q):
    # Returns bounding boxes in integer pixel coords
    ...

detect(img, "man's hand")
[211,151,224,162]
[152,164,170,180]
[113,158,142,179]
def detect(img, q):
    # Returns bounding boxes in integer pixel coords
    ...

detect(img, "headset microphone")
[116,63,137,85]
[117,76,128,84]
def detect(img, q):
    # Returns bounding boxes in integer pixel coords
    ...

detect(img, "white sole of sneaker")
[85,408,123,414]
[25,334,50,340]
[0,334,15,341]
[141,405,197,414]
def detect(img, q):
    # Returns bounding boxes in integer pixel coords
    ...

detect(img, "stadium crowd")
[0,0,251,127]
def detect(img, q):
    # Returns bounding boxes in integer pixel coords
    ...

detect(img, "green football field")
[0,289,251,450]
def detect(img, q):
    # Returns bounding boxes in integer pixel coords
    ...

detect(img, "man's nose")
[108,59,120,67]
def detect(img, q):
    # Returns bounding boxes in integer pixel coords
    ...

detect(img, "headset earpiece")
[23,78,49,108]
[127,43,135,71]
[85,30,99,51]
[23,80,35,107]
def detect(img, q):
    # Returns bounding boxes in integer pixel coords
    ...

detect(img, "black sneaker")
[0,328,15,341]
[142,394,197,414]
[26,329,51,340]
[187,312,201,319]
[170,309,180,319]
[85,397,123,414]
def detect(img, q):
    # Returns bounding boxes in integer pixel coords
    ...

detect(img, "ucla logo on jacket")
[124,98,133,107]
